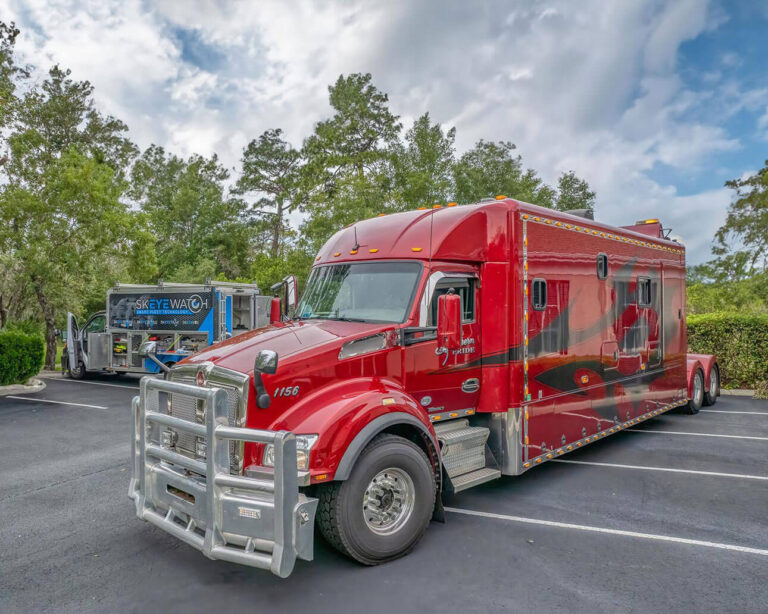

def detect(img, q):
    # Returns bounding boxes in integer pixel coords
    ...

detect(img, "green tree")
[0,149,151,367]
[710,161,768,280]
[130,145,254,280]
[555,170,596,214]
[394,113,456,208]
[301,73,402,249]
[234,129,302,258]
[0,65,146,367]
[453,140,556,207]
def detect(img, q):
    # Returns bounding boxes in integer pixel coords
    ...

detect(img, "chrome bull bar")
[129,377,317,578]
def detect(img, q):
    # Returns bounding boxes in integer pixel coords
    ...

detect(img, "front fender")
[267,378,437,482]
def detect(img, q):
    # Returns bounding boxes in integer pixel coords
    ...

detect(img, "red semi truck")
[129,197,719,577]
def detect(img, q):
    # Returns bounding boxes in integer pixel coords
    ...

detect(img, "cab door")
[403,272,481,416]
[66,313,82,371]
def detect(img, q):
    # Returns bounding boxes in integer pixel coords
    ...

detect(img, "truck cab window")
[427,278,475,325]
[85,314,106,334]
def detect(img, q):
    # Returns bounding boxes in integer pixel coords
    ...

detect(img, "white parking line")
[445,507,768,557]
[40,377,140,390]
[700,410,768,416]
[551,458,768,481]
[627,429,768,441]
[6,396,108,410]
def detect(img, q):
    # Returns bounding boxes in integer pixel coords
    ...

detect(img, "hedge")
[687,312,768,393]
[0,330,45,386]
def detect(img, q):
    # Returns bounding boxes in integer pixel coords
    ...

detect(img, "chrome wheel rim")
[694,372,703,405]
[363,467,415,535]
[709,369,718,397]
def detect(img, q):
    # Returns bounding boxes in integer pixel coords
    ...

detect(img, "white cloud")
[1,0,760,263]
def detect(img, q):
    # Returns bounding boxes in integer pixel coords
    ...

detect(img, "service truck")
[64,281,272,378]
[129,198,719,577]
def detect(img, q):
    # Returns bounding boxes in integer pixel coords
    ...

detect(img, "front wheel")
[68,361,86,380]
[317,433,436,565]
[703,365,720,406]
[686,369,704,414]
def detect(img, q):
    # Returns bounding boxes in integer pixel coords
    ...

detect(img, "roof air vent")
[566,208,594,220]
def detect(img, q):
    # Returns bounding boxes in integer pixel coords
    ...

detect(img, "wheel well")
[381,423,442,512]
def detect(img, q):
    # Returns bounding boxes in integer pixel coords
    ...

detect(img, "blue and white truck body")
[64,281,271,378]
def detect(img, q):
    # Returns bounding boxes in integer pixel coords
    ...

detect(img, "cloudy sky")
[3,0,767,264]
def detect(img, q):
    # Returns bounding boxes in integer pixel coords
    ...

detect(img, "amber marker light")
[333,252,341,257]
[349,250,358,255]
[447,202,458,207]
[433,204,442,209]
[411,247,423,252]
[369,248,379,253]
[495,195,507,200]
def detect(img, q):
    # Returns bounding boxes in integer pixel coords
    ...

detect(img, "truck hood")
[183,319,389,373]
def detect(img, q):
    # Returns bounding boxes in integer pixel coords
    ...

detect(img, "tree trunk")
[0,294,7,328]
[33,279,57,370]
[271,200,284,259]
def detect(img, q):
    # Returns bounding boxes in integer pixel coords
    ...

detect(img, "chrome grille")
[164,365,248,474]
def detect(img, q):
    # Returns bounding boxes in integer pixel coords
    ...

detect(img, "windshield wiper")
[332,316,370,322]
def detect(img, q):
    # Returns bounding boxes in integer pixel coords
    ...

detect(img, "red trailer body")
[130,198,718,576]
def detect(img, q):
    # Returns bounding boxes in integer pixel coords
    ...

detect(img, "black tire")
[317,433,435,565]
[68,361,86,380]
[703,364,720,406]
[686,369,704,414]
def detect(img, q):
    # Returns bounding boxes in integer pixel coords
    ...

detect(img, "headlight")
[263,434,318,471]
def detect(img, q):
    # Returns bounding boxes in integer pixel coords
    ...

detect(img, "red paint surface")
[179,199,715,480]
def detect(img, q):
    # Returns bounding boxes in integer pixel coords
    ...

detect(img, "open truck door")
[66,312,85,379]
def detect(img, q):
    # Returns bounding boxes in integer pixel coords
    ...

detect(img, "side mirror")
[269,297,281,325]
[270,275,299,320]
[437,291,462,351]
[253,349,278,409]
[284,275,298,315]
[254,349,278,375]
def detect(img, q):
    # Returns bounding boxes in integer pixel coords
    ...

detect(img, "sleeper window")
[532,279,547,311]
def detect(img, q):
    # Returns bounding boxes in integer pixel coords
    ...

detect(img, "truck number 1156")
[274,386,300,397]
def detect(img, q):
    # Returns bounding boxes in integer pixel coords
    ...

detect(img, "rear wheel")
[317,433,435,565]
[703,365,720,406]
[686,369,704,414]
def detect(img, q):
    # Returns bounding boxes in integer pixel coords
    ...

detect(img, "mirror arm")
[253,371,271,408]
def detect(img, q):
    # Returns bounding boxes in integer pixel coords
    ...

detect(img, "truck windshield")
[296,262,421,323]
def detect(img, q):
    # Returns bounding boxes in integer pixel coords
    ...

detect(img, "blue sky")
[2,0,767,264]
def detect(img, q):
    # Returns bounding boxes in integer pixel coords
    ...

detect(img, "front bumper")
[129,377,318,578]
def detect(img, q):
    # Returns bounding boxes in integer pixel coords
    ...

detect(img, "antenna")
[353,225,360,252]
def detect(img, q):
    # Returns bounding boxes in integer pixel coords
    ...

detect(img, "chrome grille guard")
[129,376,318,578]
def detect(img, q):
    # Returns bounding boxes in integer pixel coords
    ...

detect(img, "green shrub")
[687,312,768,390]
[0,330,45,386]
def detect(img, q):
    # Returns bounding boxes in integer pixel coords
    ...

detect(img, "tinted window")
[532,279,547,311]
[638,278,652,307]
[597,253,608,280]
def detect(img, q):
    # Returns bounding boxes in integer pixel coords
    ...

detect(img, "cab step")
[433,419,498,488]
[451,467,502,493]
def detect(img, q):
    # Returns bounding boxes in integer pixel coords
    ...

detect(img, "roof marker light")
[447,202,458,207]
[417,207,427,210]
[369,248,379,253]
[377,213,386,217]
[495,195,507,200]
[333,252,341,257]
[411,247,423,252]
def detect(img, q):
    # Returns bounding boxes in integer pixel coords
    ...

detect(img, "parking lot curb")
[720,389,756,397]
[0,377,47,397]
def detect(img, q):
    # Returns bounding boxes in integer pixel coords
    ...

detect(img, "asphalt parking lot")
[1,376,767,613]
